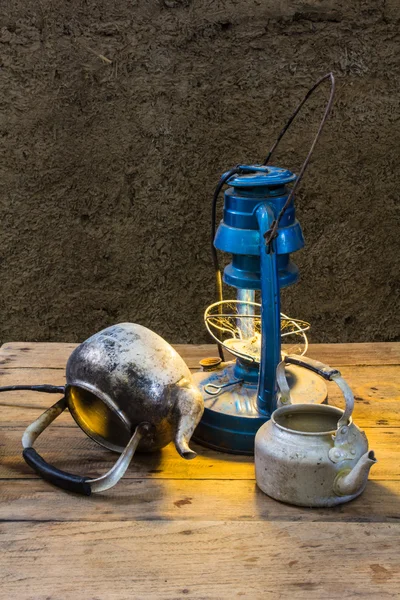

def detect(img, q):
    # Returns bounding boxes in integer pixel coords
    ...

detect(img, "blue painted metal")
[214,166,304,290]
[195,164,305,454]
[255,203,281,416]
[233,359,259,384]
[229,165,296,187]
[192,363,328,455]
[192,364,265,455]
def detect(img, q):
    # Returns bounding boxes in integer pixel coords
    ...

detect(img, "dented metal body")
[255,357,377,507]
[22,323,204,494]
[66,323,204,458]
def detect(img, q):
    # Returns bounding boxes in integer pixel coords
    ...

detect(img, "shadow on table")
[252,479,400,522]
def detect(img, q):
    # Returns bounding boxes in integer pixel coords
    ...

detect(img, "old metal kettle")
[22,323,204,495]
[255,355,377,507]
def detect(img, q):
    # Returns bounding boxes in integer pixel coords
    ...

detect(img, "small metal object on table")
[0,341,399,599]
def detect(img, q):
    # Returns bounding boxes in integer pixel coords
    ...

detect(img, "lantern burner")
[204,300,310,364]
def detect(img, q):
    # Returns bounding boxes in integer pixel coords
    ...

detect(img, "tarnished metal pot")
[22,323,204,495]
[255,356,377,507]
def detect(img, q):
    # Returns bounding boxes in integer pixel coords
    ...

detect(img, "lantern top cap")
[227,165,296,188]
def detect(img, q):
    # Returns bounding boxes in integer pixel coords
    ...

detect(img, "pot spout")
[174,381,204,460]
[334,450,377,497]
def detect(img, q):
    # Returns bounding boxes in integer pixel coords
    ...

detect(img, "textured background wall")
[0,0,399,346]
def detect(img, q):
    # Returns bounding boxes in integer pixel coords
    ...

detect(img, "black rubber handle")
[284,355,340,381]
[23,447,92,496]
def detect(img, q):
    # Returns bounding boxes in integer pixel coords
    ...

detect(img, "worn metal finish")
[22,400,152,494]
[66,323,204,458]
[214,166,304,291]
[22,397,68,449]
[22,323,204,494]
[88,423,151,493]
[255,357,377,507]
[192,362,327,455]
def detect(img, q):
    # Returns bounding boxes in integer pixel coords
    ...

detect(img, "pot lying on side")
[255,355,377,507]
[22,323,204,495]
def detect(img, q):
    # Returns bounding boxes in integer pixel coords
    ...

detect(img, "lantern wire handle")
[263,72,335,247]
[210,73,335,357]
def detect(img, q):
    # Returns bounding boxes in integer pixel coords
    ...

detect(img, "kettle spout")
[174,382,204,460]
[334,450,377,497]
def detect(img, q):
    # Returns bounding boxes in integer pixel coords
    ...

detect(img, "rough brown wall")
[0,0,399,345]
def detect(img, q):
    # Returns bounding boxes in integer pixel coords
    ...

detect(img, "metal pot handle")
[277,355,354,428]
[22,397,151,495]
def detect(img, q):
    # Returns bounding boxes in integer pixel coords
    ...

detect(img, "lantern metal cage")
[204,300,310,363]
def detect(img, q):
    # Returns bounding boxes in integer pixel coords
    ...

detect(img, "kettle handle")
[22,397,151,495]
[277,355,354,428]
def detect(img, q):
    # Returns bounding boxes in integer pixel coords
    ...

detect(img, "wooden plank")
[1,478,399,523]
[1,341,399,369]
[0,368,68,424]
[0,365,398,427]
[324,365,400,428]
[0,426,254,481]
[0,521,399,599]
[0,368,65,387]
[0,427,398,481]
[0,342,75,369]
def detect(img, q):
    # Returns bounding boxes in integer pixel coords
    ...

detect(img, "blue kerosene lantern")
[193,73,335,454]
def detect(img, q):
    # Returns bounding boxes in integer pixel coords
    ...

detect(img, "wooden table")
[0,342,399,599]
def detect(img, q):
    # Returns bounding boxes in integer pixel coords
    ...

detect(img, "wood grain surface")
[1,478,399,523]
[1,521,400,600]
[1,341,399,369]
[0,342,399,599]
[1,426,399,481]
[0,366,399,428]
